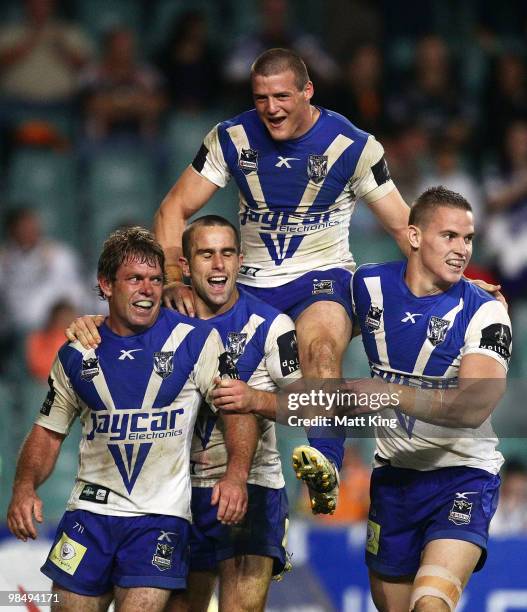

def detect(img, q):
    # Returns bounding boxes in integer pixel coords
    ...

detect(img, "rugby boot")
[292,445,339,515]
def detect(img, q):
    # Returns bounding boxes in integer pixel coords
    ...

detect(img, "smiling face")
[180,225,242,318]
[252,69,315,141]
[408,206,474,293]
[99,257,163,335]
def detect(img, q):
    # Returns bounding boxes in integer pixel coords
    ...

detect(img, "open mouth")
[208,276,227,291]
[133,299,155,311]
[268,116,286,129]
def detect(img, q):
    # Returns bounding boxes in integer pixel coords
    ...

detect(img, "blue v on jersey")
[192,107,395,286]
[191,287,301,489]
[35,308,223,521]
[352,261,512,474]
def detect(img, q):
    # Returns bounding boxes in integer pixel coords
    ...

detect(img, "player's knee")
[301,335,341,376]
[412,594,451,611]
[410,564,462,612]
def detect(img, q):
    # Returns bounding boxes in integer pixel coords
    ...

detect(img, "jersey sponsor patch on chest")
[366,305,383,332]
[239,148,258,175]
[81,356,99,381]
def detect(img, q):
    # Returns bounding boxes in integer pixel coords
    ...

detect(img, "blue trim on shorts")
[114,574,187,590]
[424,529,488,572]
[41,563,111,597]
[366,557,418,578]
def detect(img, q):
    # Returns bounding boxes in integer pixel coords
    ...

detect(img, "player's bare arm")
[345,353,506,428]
[369,187,411,257]
[212,377,278,420]
[212,412,259,525]
[7,425,64,541]
[154,167,219,315]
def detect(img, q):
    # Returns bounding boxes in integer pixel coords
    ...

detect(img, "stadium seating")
[84,150,159,260]
[6,150,79,245]
[73,0,143,43]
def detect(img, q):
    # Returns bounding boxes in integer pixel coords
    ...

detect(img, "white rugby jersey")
[35,309,222,520]
[352,261,512,474]
[191,288,301,489]
[191,107,395,287]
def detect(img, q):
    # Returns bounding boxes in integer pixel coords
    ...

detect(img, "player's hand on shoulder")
[212,377,255,413]
[7,485,43,542]
[162,281,196,317]
[65,314,105,349]
[469,279,508,311]
[211,475,248,525]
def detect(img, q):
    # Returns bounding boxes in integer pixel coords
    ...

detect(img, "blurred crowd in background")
[0,0,526,530]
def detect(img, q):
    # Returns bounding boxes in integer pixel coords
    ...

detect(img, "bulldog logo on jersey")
[226,332,247,360]
[366,305,383,332]
[239,148,258,175]
[218,332,247,379]
[152,542,174,571]
[427,316,449,346]
[448,499,473,525]
[307,154,328,183]
[154,351,174,379]
[81,356,99,381]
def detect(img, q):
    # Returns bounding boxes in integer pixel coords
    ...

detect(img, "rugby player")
[65,217,301,612]
[347,186,511,611]
[153,48,502,516]
[7,227,252,611]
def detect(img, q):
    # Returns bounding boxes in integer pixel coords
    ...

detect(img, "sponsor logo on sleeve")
[371,156,391,186]
[49,533,87,575]
[40,376,56,415]
[277,330,300,376]
[479,323,512,360]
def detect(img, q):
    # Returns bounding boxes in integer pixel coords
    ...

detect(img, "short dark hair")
[182,215,240,260]
[251,48,310,91]
[97,226,165,299]
[409,186,473,228]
